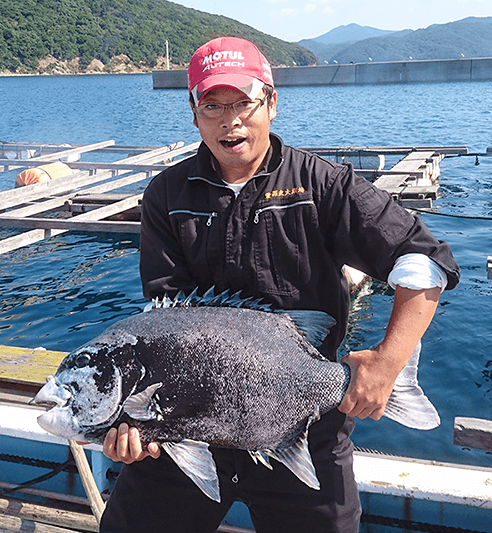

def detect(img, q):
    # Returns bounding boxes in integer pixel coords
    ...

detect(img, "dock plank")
[0,217,141,234]
[299,146,468,156]
[0,512,81,532]
[454,417,492,452]
[0,143,200,254]
[23,140,116,164]
[0,143,196,212]
[0,345,66,386]
[373,151,435,190]
[372,151,442,208]
[0,496,98,533]
[0,194,142,234]
[0,196,142,253]
[382,185,439,198]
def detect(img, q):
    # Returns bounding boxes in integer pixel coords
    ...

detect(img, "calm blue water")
[1,74,491,469]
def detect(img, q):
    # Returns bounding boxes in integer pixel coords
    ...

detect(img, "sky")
[177,0,492,42]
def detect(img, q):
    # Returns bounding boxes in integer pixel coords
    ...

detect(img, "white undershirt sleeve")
[387,253,448,292]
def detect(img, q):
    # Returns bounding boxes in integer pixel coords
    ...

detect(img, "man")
[100,37,460,532]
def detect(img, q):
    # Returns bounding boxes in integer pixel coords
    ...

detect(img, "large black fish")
[34,289,439,502]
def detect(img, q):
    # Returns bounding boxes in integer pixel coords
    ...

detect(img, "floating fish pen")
[0,140,469,254]
[1,140,491,533]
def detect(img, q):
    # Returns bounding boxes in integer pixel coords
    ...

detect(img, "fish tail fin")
[383,341,440,430]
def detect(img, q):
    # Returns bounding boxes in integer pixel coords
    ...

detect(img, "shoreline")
[0,70,153,78]
[0,54,181,78]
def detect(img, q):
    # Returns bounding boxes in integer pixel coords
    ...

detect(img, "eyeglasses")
[195,94,269,119]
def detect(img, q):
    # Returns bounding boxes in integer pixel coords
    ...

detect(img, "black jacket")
[140,134,460,358]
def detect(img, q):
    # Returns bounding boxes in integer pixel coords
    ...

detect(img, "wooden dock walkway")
[0,141,468,256]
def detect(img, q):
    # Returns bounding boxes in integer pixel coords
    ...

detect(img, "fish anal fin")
[162,440,221,503]
[265,409,321,490]
[248,450,273,470]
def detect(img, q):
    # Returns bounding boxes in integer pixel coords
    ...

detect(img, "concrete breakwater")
[153,57,492,89]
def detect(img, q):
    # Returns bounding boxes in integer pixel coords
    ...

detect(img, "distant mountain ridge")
[299,17,492,64]
[310,23,395,45]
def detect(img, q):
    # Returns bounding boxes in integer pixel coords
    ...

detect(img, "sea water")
[0,74,491,469]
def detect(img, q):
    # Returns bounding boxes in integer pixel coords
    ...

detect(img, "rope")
[412,207,492,221]
[0,452,78,497]
[0,452,77,472]
[361,513,487,533]
[0,459,75,496]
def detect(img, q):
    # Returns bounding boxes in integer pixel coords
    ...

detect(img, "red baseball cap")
[188,37,274,105]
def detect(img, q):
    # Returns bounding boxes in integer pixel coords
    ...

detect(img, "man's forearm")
[378,285,441,374]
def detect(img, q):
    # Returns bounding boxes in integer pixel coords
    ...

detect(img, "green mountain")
[0,0,317,73]
[299,17,492,64]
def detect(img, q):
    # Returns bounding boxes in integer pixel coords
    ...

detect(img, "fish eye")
[75,353,91,368]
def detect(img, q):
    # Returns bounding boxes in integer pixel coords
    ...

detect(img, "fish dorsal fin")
[123,383,163,421]
[264,409,321,490]
[153,286,273,312]
[276,310,336,348]
[383,341,441,430]
[151,287,336,348]
[161,440,221,502]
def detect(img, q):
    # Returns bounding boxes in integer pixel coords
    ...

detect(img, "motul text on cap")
[188,37,274,105]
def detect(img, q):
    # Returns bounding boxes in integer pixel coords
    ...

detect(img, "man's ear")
[269,90,278,122]
[190,101,198,128]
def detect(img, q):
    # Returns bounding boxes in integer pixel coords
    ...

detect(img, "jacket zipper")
[169,209,218,226]
[253,200,315,224]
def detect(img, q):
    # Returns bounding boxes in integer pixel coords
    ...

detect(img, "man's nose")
[220,105,242,125]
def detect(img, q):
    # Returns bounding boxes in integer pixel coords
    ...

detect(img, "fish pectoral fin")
[123,382,162,420]
[264,409,321,491]
[384,341,441,430]
[162,440,221,503]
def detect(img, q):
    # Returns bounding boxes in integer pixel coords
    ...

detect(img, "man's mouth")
[220,138,245,148]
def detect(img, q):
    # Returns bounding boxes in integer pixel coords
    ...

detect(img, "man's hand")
[338,346,401,420]
[103,423,161,464]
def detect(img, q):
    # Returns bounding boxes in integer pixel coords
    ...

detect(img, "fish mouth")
[33,398,61,410]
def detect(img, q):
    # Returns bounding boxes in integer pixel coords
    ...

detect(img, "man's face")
[192,86,277,183]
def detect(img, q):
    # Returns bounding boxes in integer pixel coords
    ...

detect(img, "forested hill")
[0,0,317,74]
